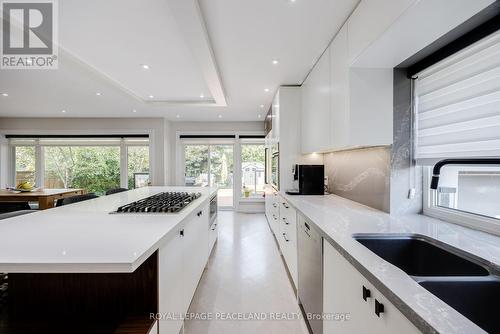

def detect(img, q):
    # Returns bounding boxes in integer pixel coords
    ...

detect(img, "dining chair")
[105,188,128,195]
[56,193,99,207]
[0,210,36,220]
[0,202,31,214]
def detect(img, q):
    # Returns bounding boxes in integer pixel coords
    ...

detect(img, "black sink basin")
[419,279,500,333]
[354,235,489,277]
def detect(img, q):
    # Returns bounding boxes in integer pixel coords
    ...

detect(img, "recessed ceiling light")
[1,93,8,97]
[176,114,180,118]
[258,114,262,118]
[61,109,66,113]
[200,93,204,98]
[95,92,102,96]
[218,114,222,118]
[141,64,150,70]
[148,95,154,99]
[272,59,279,65]
[260,104,264,108]
[289,0,297,2]
[132,109,137,113]
[264,88,270,92]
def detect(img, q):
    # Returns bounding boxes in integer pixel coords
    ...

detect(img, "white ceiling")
[0,0,359,121]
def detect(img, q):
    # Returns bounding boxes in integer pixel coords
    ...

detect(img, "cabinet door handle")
[273,214,277,220]
[282,233,290,242]
[282,217,290,225]
[197,211,203,217]
[375,299,384,317]
[362,286,371,301]
[272,203,278,208]
[211,223,217,231]
[282,202,289,209]
[180,229,184,237]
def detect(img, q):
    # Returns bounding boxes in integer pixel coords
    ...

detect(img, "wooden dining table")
[0,188,86,210]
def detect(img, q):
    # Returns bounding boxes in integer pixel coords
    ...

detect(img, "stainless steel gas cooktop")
[114,192,202,213]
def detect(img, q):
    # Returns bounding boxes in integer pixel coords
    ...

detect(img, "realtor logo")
[1,0,58,69]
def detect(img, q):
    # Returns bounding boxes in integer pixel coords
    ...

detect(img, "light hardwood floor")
[184,211,309,334]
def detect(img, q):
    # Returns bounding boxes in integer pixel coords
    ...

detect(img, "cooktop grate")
[114,192,202,213]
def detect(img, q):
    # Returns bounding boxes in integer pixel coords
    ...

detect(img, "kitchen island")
[0,187,218,334]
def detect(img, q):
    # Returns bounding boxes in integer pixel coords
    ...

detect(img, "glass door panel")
[184,145,209,187]
[210,145,234,208]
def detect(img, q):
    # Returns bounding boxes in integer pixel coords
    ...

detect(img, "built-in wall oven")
[209,194,217,227]
[271,151,279,189]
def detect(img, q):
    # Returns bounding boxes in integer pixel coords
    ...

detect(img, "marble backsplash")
[323,147,391,212]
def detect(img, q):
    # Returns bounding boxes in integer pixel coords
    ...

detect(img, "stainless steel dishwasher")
[298,217,323,334]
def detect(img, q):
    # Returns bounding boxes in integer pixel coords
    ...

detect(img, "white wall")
[0,118,168,186]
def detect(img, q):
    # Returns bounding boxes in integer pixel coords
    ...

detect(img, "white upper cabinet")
[271,92,280,142]
[266,87,304,190]
[348,68,393,147]
[347,0,417,65]
[301,48,332,154]
[300,0,401,154]
[329,24,350,150]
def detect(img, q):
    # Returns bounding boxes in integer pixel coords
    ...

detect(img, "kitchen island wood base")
[0,253,158,334]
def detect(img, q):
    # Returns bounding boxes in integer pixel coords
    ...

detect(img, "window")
[14,146,36,186]
[44,146,120,195]
[431,166,500,219]
[183,143,234,208]
[10,136,150,195]
[184,145,209,187]
[128,146,150,189]
[209,145,234,207]
[241,144,265,198]
[416,29,500,234]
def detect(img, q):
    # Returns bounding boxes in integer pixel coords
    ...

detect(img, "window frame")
[9,137,150,191]
[180,140,236,210]
[240,142,266,199]
[423,167,500,236]
[175,131,266,212]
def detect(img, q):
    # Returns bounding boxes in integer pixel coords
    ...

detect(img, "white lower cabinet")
[279,198,298,286]
[209,219,218,254]
[323,240,420,334]
[265,186,280,236]
[158,227,184,334]
[182,207,208,312]
[158,204,209,334]
[266,192,298,288]
[265,186,274,223]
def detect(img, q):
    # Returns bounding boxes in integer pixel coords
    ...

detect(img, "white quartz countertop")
[281,192,500,334]
[0,187,217,273]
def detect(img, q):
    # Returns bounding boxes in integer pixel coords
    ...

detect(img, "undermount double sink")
[354,234,499,333]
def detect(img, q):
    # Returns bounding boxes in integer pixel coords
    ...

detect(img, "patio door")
[183,144,234,209]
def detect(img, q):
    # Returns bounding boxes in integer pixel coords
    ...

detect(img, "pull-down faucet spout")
[430,158,500,190]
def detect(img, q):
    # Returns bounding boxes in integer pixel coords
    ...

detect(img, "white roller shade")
[415,29,500,164]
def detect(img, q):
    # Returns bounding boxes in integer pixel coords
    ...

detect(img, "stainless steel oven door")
[209,194,217,226]
[271,152,279,189]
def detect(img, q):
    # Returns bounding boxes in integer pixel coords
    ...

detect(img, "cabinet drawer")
[280,209,296,230]
[279,198,296,224]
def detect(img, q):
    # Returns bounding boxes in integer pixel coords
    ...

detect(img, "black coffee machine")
[286,164,324,195]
